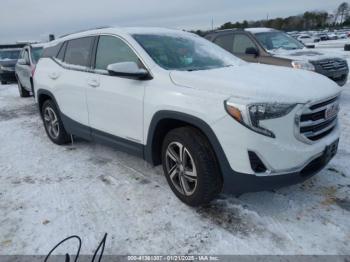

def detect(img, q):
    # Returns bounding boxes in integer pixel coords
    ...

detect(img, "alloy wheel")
[165,142,198,196]
[43,107,60,139]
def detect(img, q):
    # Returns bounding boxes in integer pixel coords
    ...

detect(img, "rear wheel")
[17,78,30,97]
[41,100,71,145]
[161,127,222,206]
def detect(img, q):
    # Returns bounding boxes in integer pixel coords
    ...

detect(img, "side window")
[214,34,233,53]
[232,34,257,54]
[64,37,94,67]
[19,49,25,59]
[56,42,67,61]
[42,43,62,58]
[24,50,30,63]
[95,35,140,70]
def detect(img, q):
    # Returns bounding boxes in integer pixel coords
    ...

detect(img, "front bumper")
[211,104,340,194]
[221,138,338,194]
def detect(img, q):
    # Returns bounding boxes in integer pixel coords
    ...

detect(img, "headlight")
[291,61,315,71]
[225,101,296,138]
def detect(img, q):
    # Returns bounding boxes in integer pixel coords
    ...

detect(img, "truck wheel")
[17,79,30,97]
[1,81,7,85]
[41,100,71,145]
[161,127,222,206]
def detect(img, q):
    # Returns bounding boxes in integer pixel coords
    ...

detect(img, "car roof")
[245,27,279,34]
[45,27,190,47]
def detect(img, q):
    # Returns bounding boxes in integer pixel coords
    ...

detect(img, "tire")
[41,100,71,145]
[17,78,30,97]
[161,127,222,206]
[1,81,7,85]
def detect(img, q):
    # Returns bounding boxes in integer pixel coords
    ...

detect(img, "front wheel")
[41,100,71,145]
[161,127,222,206]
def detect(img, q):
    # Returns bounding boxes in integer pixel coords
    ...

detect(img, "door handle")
[87,78,100,88]
[48,72,60,80]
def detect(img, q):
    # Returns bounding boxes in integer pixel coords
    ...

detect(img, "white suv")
[34,27,341,206]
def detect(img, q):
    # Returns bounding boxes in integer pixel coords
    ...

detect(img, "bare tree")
[336,2,350,24]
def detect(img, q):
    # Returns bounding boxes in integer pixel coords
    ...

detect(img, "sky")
[0,0,346,43]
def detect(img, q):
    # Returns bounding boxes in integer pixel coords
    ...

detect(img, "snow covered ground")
[316,39,350,49]
[0,78,349,255]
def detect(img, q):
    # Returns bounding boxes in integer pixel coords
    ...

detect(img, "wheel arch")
[145,111,232,176]
[37,89,60,117]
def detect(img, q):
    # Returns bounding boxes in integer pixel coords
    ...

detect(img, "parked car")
[316,33,329,41]
[34,27,341,206]
[327,33,338,40]
[0,48,21,85]
[337,33,348,39]
[297,34,320,45]
[15,43,44,97]
[205,28,349,86]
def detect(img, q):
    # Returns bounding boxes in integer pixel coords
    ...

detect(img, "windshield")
[133,33,241,71]
[0,49,20,60]
[254,31,305,51]
[31,47,43,64]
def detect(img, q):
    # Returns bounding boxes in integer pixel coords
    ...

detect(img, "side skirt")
[60,113,144,158]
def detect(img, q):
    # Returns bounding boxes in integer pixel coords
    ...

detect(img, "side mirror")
[107,62,151,80]
[245,47,259,57]
[18,58,29,65]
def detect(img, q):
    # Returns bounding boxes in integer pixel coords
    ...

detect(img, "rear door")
[86,35,145,146]
[52,37,95,137]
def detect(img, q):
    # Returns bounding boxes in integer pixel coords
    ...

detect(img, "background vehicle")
[297,34,320,45]
[15,43,44,97]
[316,33,329,41]
[327,33,338,40]
[205,28,349,86]
[35,27,341,206]
[0,48,22,85]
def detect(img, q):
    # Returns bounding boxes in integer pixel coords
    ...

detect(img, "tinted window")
[42,43,62,58]
[232,34,257,54]
[95,36,139,70]
[56,42,67,61]
[214,34,233,52]
[64,37,94,67]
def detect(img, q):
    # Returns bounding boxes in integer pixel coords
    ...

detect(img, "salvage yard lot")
[0,79,350,255]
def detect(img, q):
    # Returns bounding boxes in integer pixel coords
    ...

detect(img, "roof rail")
[206,28,244,35]
[59,26,111,38]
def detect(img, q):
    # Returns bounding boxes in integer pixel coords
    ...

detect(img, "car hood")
[269,48,340,62]
[169,63,341,104]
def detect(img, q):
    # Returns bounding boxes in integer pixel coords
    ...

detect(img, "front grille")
[297,96,339,142]
[311,59,349,86]
[314,59,348,72]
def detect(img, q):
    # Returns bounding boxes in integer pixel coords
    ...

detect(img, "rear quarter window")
[64,37,94,67]
[42,43,63,58]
